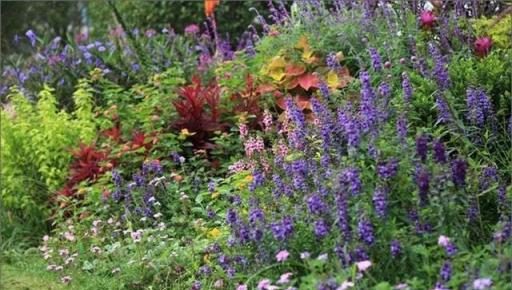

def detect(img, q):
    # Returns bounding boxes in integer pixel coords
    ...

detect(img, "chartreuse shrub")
[1,80,97,248]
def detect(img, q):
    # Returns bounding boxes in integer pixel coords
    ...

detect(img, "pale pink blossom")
[438,235,450,247]
[63,231,75,242]
[473,278,492,289]
[236,284,248,290]
[338,280,355,290]
[356,260,372,272]
[61,275,72,284]
[276,250,290,262]
[277,272,293,284]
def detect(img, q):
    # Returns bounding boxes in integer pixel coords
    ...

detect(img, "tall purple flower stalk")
[466,88,493,126]
[428,43,451,90]
[369,47,383,71]
[373,186,388,218]
[416,134,428,162]
[433,139,447,164]
[359,71,379,132]
[402,72,413,103]
[358,217,375,246]
[451,158,468,188]
[435,93,452,123]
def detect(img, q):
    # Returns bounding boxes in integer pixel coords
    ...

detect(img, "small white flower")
[317,253,328,261]
[107,217,114,224]
[423,1,434,11]
[112,267,121,274]
[153,212,163,219]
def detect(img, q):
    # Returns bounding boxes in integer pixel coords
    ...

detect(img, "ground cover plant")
[1,1,511,289]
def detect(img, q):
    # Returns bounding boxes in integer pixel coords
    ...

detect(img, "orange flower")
[205,0,220,17]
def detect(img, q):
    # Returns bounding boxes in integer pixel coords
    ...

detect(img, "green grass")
[0,250,124,290]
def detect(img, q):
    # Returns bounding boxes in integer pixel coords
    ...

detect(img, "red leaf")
[297,73,319,91]
[285,64,306,77]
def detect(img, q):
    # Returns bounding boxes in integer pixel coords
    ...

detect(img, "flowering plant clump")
[1,0,511,289]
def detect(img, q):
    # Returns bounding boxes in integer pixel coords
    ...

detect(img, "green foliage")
[472,14,512,48]
[1,82,97,248]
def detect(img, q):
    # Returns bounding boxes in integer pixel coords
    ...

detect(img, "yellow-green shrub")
[0,80,97,247]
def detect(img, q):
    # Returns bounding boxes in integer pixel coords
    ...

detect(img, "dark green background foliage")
[1,0,268,56]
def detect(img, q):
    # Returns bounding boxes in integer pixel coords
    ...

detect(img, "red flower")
[420,11,436,29]
[474,36,492,57]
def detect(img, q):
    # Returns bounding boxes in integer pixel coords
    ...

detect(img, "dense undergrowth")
[1,1,511,289]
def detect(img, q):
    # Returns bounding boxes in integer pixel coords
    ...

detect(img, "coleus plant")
[229,74,264,129]
[58,143,112,197]
[173,76,226,148]
[260,35,354,117]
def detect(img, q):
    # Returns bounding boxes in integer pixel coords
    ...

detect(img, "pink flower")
[474,37,492,57]
[473,278,492,289]
[185,24,200,35]
[236,284,248,290]
[257,279,278,290]
[276,250,290,262]
[213,279,224,288]
[131,230,143,242]
[277,272,293,284]
[438,235,450,247]
[338,280,355,290]
[61,275,72,284]
[92,219,102,227]
[355,260,372,272]
[420,10,436,29]
[63,231,75,242]
[42,235,49,242]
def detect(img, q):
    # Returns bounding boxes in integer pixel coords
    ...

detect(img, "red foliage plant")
[58,143,111,196]
[173,76,226,148]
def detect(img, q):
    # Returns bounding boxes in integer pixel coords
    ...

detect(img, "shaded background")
[1,0,269,56]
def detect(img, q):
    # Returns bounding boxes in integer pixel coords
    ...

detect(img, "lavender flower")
[340,167,362,195]
[433,139,447,164]
[25,30,37,47]
[402,72,413,103]
[271,216,294,241]
[335,192,351,241]
[314,219,330,238]
[451,159,468,188]
[416,134,428,162]
[307,193,326,215]
[338,107,361,150]
[429,43,451,90]
[359,71,379,132]
[416,166,430,206]
[377,158,399,180]
[358,218,375,246]
[326,52,340,71]
[369,47,383,71]
[440,261,452,282]
[373,187,388,218]
[396,113,408,144]
[467,197,479,222]
[466,88,493,126]
[390,240,402,257]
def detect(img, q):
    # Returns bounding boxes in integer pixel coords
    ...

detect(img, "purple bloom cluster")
[466,88,493,126]
[428,43,451,90]
[377,158,399,180]
[372,186,388,218]
[451,158,468,188]
[401,72,413,103]
[358,217,375,246]
[369,47,383,71]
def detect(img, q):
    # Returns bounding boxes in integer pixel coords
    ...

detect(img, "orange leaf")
[285,64,306,77]
[257,84,275,94]
[295,95,311,110]
[205,0,220,17]
[276,96,287,110]
[284,77,299,90]
[297,73,319,91]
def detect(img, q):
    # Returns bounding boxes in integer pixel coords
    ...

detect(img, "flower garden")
[1,1,511,289]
